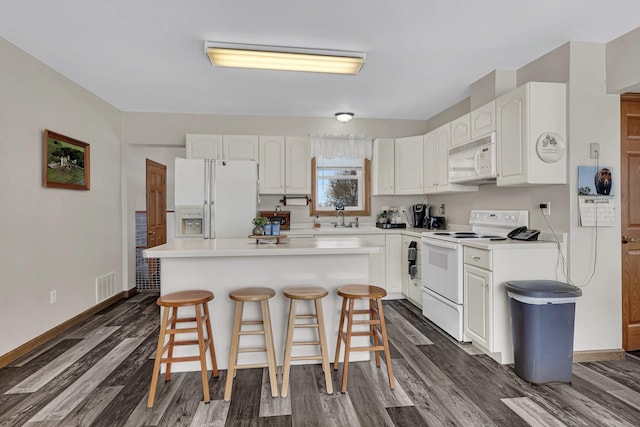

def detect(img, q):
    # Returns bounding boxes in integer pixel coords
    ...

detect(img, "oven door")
[421,237,463,303]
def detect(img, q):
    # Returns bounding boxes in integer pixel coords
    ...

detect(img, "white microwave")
[448,132,496,184]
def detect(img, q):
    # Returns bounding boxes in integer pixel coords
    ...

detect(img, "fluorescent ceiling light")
[335,112,355,123]
[205,41,365,75]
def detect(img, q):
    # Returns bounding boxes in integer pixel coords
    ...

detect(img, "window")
[310,157,370,216]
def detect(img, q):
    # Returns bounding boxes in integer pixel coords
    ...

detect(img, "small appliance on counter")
[411,204,431,228]
[376,207,407,229]
[425,216,447,230]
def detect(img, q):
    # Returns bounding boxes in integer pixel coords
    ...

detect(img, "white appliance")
[174,158,258,239]
[448,132,496,184]
[421,210,528,341]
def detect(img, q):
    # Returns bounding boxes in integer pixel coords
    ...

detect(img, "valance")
[310,134,372,160]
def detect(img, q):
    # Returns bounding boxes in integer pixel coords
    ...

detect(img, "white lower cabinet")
[402,235,422,307]
[462,243,560,365]
[385,234,403,294]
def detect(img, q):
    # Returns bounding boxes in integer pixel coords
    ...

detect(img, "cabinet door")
[385,234,403,293]
[285,136,310,194]
[471,100,496,139]
[372,138,395,195]
[258,136,285,194]
[394,135,424,194]
[434,124,450,188]
[186,134,222,159]
[423,131,437,193]
[450,113,471,146]
[496,85,526,185]
[464,264,492,349]
[223,135,259,161]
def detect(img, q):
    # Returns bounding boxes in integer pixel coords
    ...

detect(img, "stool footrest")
[239,330,265,336]
[292,340,320,346]
[165,338,210,348]
[295,314,316,319]
[166,327,199,334]
[350,320,381,325]
[238,347,267,353]
[160,355,204,364]
[291,355,323,361]
[350,345,385,352]
[241,320,264,325]
[294,324,319,329]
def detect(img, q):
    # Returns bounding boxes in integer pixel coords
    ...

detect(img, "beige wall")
[0,37,123,356]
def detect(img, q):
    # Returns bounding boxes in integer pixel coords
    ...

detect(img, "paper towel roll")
[285,197,308,206]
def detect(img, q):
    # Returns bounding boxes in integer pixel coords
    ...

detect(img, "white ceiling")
[2,1,639,120]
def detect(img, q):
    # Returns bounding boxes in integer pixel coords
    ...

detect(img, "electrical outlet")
[50,290,57,304]
[440,204,446,215]
[540,202,551,216]
[590,143,600,159]
[399,206,406,214]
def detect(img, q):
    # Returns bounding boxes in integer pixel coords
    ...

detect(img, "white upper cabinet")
[285,136,311,194]
[424,124,478,194]
[471,100,496,139]
[394,135,424,194]
[258,136,310,194]
[259,136,286,194]
[186,134,223,159]
[450,113,471,146]
[222,135,259,161]
[496,82,566,186]
[372,138,395,195]
[423,131,438,192]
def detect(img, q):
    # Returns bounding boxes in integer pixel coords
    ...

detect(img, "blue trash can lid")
[505,280,582,298]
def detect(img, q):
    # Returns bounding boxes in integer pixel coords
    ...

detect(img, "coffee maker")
[411,204,431,227]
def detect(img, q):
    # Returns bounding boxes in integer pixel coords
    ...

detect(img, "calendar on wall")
[577,165,616,227]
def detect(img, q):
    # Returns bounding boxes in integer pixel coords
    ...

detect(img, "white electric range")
[420,210,528,341]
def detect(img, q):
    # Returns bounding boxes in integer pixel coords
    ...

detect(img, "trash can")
[505,280,582,384]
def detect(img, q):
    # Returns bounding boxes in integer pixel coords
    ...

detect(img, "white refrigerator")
[174,158,258,239]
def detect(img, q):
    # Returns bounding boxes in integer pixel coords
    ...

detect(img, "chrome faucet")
[336,210,346,227]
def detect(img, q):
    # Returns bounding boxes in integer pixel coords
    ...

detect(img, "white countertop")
[143,236,382,258]
[285,226,426,238]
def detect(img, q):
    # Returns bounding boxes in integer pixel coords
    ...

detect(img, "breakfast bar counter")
[143,237,380,372]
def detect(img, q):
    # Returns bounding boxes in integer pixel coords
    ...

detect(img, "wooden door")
[621,94,640,350]
[146,159,167,249]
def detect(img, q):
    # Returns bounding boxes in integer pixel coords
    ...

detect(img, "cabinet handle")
[472,256,480,260]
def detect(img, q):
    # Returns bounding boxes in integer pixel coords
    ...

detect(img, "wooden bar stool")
[281,286,333,397]
[333,284,394,393]
[224,287,278,401]
[147,290,218,408]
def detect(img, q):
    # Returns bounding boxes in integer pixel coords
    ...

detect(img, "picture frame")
[43,129,90,190]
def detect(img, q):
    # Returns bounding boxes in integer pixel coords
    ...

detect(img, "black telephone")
[507,226,540,241]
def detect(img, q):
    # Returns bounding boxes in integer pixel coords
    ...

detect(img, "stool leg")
[340,298,355,393]
[165,306,178,381]
[370,298,381,367]
[261,299,279,398]
[147,305,170,408]
[281,298,297,398]
[376,298,395,389]
[314,298,333,395]
[195,303,211,403]
[202,300,218,378]
[224,301,244,401]
[333,297,348,370]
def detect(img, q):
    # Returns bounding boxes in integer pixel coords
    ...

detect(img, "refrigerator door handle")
[204,159,212,239]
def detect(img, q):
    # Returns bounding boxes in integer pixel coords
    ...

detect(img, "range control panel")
[469,210,529,229]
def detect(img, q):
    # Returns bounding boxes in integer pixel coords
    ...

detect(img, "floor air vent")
[96,271,117,303]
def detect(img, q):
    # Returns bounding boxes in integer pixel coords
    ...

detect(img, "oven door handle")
[421,238,459,250]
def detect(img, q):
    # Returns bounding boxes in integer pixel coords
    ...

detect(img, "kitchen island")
[143,237,381,372]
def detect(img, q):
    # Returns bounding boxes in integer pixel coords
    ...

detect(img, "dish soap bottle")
[314,215,321,228]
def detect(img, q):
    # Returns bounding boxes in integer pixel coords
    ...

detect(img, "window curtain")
[310,134,372,160]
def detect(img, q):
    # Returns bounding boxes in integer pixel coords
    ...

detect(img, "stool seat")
[229,287,276,301]
[158,290,214,307]
[284,286,329,300]
[337,284,387,300]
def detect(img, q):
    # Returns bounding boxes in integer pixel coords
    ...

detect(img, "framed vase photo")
[43,129,90,190]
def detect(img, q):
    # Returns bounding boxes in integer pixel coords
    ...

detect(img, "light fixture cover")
[205,41,365,75]
[335,112,355,123]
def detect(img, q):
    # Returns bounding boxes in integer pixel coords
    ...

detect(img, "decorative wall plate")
[536,132,565,163]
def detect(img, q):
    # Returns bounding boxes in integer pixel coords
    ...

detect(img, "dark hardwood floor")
[2,293,640,426]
